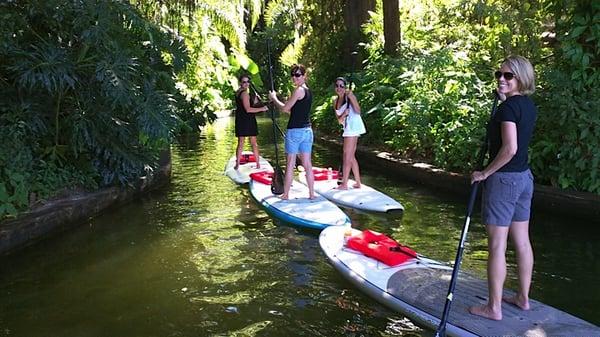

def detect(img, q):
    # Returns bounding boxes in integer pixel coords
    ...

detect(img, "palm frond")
[245,0,263,31]
[196,2,246,49]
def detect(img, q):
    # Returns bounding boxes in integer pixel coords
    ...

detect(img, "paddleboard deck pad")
[299,167,403,213]
[224,151,273,184]
[249,176,350,230]
[319,226,600,337]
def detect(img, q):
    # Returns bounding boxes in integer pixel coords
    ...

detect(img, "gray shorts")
[481,169,534,226]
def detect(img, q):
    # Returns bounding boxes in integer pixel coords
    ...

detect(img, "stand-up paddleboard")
[249,171,351,230]
[224,151,273,184]
[298,167,403,213]
[320,226,600,337]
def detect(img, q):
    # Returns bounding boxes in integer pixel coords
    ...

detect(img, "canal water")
[1,115,599,336]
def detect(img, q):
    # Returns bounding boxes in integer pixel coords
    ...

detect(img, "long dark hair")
[334,77,350,110]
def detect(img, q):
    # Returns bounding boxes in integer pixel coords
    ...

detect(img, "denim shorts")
[481,169,534,226]
[285,127,313,154]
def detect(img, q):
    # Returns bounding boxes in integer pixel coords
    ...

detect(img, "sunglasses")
[291,72,303,78]
[335,84,345,88]
[241,80,250,84]
[494,71,515,80]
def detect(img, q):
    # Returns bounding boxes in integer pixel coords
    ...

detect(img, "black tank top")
[287,87,312,129]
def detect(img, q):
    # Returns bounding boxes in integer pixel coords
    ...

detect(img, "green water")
[1,116,599,336]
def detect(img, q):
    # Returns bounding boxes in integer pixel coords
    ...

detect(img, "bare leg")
[250,136,260,169]
[469,225,509,321]
[300,152,316,199]
[235,137,245,170]
[504,220,533,310]
[337,137,352,190]
[346,136,361,188]
[281,154,297,200]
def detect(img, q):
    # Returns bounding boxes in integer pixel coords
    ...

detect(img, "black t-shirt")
[287,87,312,129]
[488,95,537,172]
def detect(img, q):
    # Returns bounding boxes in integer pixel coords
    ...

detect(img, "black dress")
[235,90,258,137]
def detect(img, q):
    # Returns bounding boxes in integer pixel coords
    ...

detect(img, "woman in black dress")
[234,74,268,169]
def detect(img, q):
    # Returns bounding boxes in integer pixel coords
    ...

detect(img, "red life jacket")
[347,230,417,266]
[250,171,273,185]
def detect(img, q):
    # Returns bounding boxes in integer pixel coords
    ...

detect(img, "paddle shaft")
[338,51,359,184]
[250,81,286,139]
[267,38,279,160]
[266,39,285,195]
[435,93,499,337]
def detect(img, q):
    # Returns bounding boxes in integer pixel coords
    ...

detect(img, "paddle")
[434,91,499,337]
[266,38,285,195]
[249,81,286,140]
[337,51,359,185]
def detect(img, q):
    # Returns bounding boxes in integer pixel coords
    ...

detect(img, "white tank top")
[335,101,366,137]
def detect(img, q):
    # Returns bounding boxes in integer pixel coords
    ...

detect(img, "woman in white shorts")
[333,77,366,190]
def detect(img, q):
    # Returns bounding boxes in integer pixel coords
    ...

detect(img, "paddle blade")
[271,166,284,195]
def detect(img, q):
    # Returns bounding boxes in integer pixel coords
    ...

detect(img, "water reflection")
[0,115,598,337]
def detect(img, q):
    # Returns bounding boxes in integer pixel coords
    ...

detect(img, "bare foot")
[469,305,502,321]
[308,194,316,200]
[255,165,261,169]
[503,296,530,310]
[352,183,361,188]
[336,184,348,190]
[280,194,289,200]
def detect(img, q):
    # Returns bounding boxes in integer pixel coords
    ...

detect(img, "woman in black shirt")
[268,64,315,200]
[469,56,537,321]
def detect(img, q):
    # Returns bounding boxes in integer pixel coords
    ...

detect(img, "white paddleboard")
[249,176,350,230]
[298,167,403,213]
[224,151,273,184]
[319,226,600,337]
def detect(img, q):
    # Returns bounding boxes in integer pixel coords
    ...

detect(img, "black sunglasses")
[494,71,515,80]
[335,83,345,88]
[291,72,303,78]
[241,80,251,84]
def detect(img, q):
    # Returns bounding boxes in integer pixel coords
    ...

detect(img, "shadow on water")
[0,114,598,337]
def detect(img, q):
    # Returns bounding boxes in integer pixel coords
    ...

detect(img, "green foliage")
[533,79,600,193]
[306,0,599,194]
[0,0,188,216]
[531,1,600,193]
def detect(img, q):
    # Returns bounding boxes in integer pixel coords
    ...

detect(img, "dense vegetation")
[255,0,599,193]
[0,0,256,217]
[1,0,598,217]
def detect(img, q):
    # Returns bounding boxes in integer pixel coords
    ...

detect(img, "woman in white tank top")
[333,77,366,189]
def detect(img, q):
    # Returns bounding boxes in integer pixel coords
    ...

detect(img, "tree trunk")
[343,0,375,69]
[383,0,400,56]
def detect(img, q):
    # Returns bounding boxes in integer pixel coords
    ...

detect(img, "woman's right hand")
[268,91,277,101]
[471,171,488,184]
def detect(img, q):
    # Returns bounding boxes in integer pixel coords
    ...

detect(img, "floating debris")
[225,306,239,314]
[385,317,423,335]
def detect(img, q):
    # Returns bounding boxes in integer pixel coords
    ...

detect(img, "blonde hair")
[502,55,536,95]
